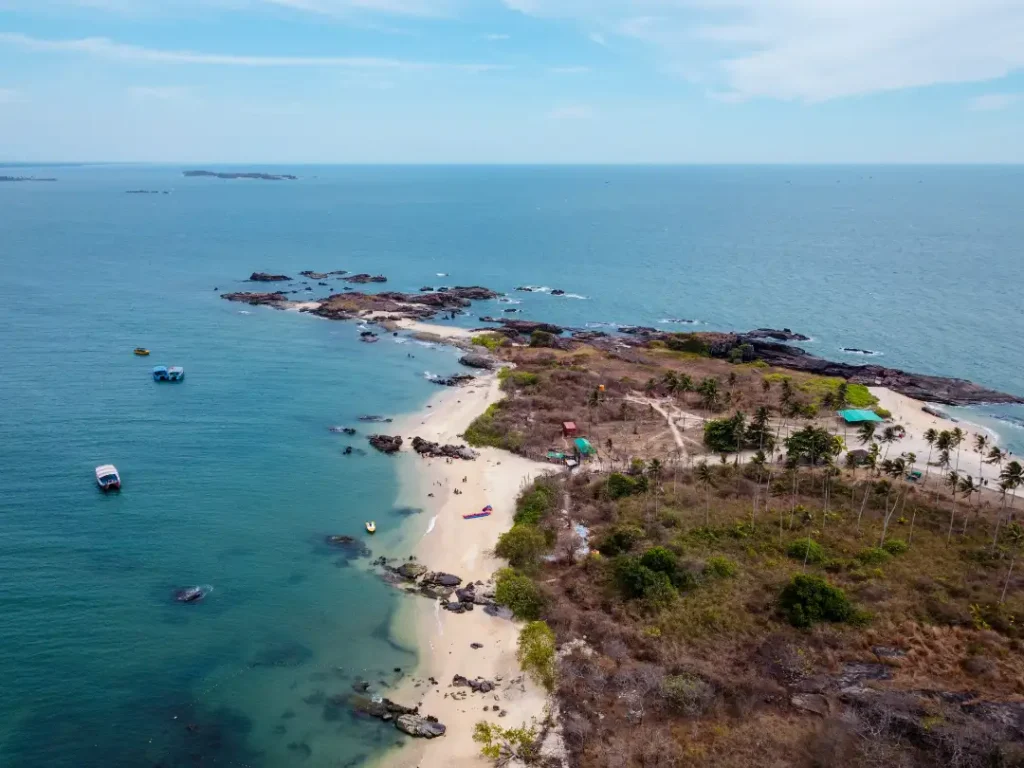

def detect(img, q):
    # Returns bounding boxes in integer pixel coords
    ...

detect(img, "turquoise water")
[1,164,1023,766]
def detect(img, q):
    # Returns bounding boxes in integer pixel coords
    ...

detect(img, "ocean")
[1,164,1022,767]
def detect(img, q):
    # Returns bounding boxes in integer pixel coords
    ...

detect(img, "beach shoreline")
[377,366,552,768]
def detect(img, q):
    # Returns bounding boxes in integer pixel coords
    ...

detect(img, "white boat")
[95,464,121,491]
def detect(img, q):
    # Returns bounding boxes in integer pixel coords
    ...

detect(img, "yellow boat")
[134,347,150,356]
[365,521,377,534]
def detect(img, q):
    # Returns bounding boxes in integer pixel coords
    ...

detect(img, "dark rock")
[249,272,293,282]
[410,437,478,461]
[515,286,535,292]
[359,415,393,423]
[550,289,565,296]
[368,435,403,454]
[618,326,659,336]
[498,319,564,335]
[352,695,417,720]
[325,535,371,559]
[429,373,476,387]
[453,675,495,693]
[444,602,467,614]
[471,643,483,649]
[395,714,446,738]
[221,291,290,306]
[345,274,388,284]
[420,286,434,292]
[459,353,497,370]
[837,662,892,691]
[351,680,370,693]
[423,572,462,588]
[842,347,879,355]
[745,327,810,342]
[791,693,830,717]
[394,562,428,580]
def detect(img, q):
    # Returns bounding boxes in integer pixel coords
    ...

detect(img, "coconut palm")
[761,377,771,394]
[951,427,966,476]
[923,428,938,481]
[1001,461,1024,516]
[1000,522,1024,604]
[945,470,961,545]
[695,461,715,526]
[987,446,1007,478]
[697,377,721,414]
[975,434,991,480]
[958,474,980,535]
[879,457,906,547]
[857,422,877,446]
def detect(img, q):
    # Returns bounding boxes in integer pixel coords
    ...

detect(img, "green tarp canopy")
[546,451,566,460]
[837,409,884,424]
[574,437,596,455]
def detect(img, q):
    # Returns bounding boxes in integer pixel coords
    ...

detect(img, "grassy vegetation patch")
[464,402,524,451]
[470,333,505,351]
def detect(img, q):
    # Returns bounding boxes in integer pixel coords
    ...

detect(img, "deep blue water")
[1,164,1023,766]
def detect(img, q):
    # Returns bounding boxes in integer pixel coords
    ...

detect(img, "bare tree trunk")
[857,481,870,530]
[908,504,919,545]
[992,493,1009,548]
[879,489,902,548]
[946,493,959,545]
[1001,551,1018,604]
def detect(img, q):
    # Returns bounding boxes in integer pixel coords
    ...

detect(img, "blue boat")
[153,365,185,382]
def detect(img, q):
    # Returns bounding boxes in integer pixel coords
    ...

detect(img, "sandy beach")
[382,370,552,768]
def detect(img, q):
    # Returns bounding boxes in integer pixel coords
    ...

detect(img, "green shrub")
[665,333,709,356]
[883,538,909,555]
[779,574,855,628]
[597,525,644,556]
[498,368,539,390]
[514,480,558,526]
[470,333,504,351]
[787,538,825,564]
[661,673,714,716]
[704,416,744,453]
[474,721,539,764]
[494,569,545,620]
[464,403,524,452]
[606,472,642,499]
[615,556,677,604]
[873,406,892,419]
[857,547,892,565]
[705,556,738,579]
[495,525,548,569]
[640,546,678,575]
[845,383,876,408]
[530,330,556,348]
[517,621,556,691]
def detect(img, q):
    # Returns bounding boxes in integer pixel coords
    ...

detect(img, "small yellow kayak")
[365,521,377,534]
[134,347,150,356]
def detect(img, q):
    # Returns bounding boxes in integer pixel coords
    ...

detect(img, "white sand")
[383,374,552,768]
[865,388,1004,489]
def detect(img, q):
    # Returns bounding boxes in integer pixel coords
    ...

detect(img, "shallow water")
[1,164,1022,766]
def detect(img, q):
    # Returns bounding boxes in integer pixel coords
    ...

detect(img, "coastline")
[382,369,552,768]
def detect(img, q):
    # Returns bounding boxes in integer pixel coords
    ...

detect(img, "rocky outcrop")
[248,272,292,282]
[368,435,403,454]
[423,572,462,588]
[411,437,478,460]
[497,319,565,335]
[452,675,496,693]
[745,327,810,342]
[460,353,497,369]
[300,270,347,279]
[359,415,393,423]
[429,373,475,387]
[394,562,428,580]
[618,326,659,336]
[395,714,446,738]
[345,274,388,284]
[551,289,566,296]
[220,291,290,306]
[185,170,297,181]
[324,535,372,559]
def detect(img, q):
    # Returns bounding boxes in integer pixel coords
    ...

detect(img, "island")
[183,170,297,181]
[0,175,57,182]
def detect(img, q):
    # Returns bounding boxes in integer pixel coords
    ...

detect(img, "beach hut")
[574,437,596,459]
[562,421,578,437]
[837,409,884,424]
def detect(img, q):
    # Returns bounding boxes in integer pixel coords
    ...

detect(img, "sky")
[1,0,1023,163]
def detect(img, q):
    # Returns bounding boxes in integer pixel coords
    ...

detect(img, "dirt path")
[625,395,706,453]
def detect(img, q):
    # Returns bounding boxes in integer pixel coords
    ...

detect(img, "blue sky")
[1,0,1023,162]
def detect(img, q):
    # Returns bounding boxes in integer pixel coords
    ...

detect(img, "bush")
[470,333,504,351]
[598,525,644,556]
[514,480,558,526]
[494,569,545,620]
[661,673,715,716]
[857,547,892,565]
[606,472,642,499]
[883,538,909,555]
[498,368,540,390]
[495,525,548,569]
[615,556,677,604]
[665,333,709,355]
[474,721,539,764]
[464,403,524,452]
[704,416,744,453]
[640,546,677,575]
[873,406,892,419]
[787,538,825,564]
[705,556,738,579]
[779,574,855,628]
[530,330,556,348]
[517,621,557,691]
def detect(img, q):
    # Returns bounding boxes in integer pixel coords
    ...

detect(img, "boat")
[133,347,150,356]
[365,521,377,534]
[153,365,185,382]
[95,464,121,491]
[463,508,492,520]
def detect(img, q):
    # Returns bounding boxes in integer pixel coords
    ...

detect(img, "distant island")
[183,170,297,181]
[126,190,169,195]
[0,176,57,182]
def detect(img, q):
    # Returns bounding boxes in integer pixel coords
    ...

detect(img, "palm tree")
[923,428,938,482]
[1000,522,1024,604]
[761,377,771,394]
[695,461,715,526]
[1000,460,1023,518]
[857,422,877,446]
[958,474,980,535]
[879,425,902,460]
[945,470,961,544]
[975,434,991,481]
[648,458,663,517]
[836,382,849,410]
[879,457,906,547]
[697,378,721,414]
[986,446,1007,475]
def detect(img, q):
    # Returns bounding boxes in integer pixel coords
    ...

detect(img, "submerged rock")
[394,562,428,580]
[345,273,388,284]
[368,435,403,454]
[249,272,292,282]
[429,373,475,387]
[745,327,810,342]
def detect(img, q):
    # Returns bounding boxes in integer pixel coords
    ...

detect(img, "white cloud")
[262,0,456,16]
[504,0,1024,102]
[968,92,1021,111]
[588,32,607,46]
[548,104,592,119]
[0,32,504,71]
[549,65,590,74]
[484,33,510,40]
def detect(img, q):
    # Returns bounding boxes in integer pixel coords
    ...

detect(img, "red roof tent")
[562,421,578,436]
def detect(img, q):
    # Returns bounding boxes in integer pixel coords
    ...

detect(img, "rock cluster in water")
[368,435,403,454]
[411,437,478,460]
[248,272,292,282]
